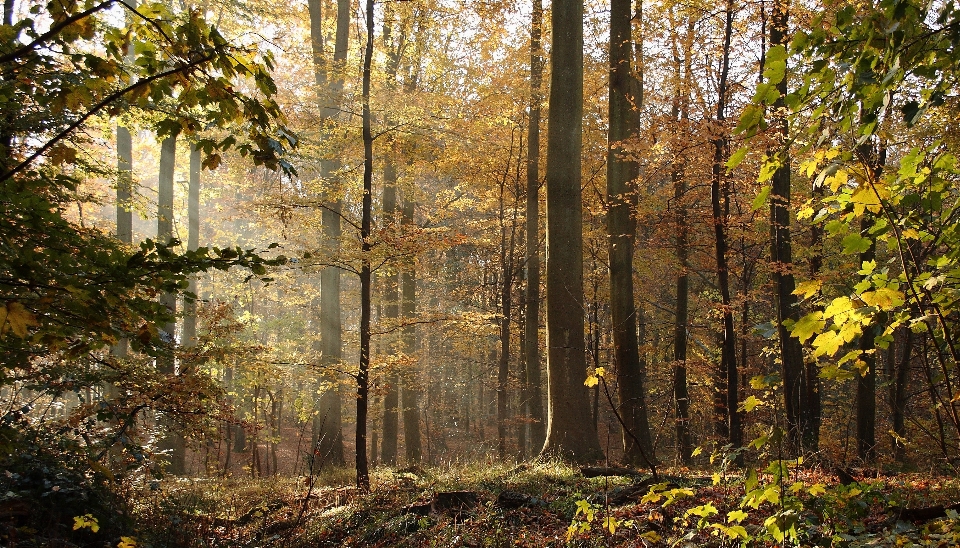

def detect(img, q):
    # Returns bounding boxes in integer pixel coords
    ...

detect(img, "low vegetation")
[48,461,953,547]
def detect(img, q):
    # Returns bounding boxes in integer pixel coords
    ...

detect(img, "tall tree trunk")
[497,166,515,460]
[540,0,604,462]
[400,195,421,462]
[711,0,740,450]
[769,0,817,453]
[856,276,878,461]
[356,0,374,491]
[890,328,912,462]
[307,0,348,468]
[379,10,407,466]
[380,161,400,466]
[111,0,137,360]
[157,135,185,475]
[607,0,653,467]
[524,0,546,453]
[670,12,694,464]
[182,145,200,348]
[855,140,885,462]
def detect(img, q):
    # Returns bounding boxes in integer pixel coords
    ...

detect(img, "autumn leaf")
[3,302,38,338]
[790,312,825,343]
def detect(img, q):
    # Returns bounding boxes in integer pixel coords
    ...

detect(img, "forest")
[3,0,960,544]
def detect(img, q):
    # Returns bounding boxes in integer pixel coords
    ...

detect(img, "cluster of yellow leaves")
[72,514,137,547]
[583,366,605,388]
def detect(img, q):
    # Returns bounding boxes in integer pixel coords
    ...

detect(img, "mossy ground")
[126,461,960,547]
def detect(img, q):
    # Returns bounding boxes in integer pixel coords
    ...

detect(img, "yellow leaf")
[808,483,827,496]
[851,185,883,215]
[5,302,38,338]
[640,530,661,542]
[584,375,598,388]
[825,168,848,192]
[73,514,99,532]
[812,330,844,358]
[118,537,137,548]
[824,296,854,320]
[741,395,764,412]
[728,510,749,523]
[793,280,822,299]
[594,366,605,378]
[860,287,904,309]
[691,446,703,457]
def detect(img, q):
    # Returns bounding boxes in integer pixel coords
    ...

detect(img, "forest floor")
[130,460,960,547]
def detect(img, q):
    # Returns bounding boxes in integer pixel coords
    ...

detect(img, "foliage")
[0,0,293,539]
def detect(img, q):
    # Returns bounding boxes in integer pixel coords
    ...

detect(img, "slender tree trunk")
[525,0,546,453]
[769,0,817,453]
[356,0,374,491]
[855,141,885,462]
[497,172,515,460]
[400,194,421,462]
[112,3,135,359]
[670,13,694,464]
[711,0,740,450]
[182,145,200,348]
[381,161,400,466]
[607,0,653,466]
[540,0,604,462]
[518,308,528,458]
[890,328,913,461]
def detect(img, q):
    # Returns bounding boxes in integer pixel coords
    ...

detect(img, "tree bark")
[182,145,200,348]
[855,140,885,462]
[710,0,740,450]
[157,134,185,475]
[670,11,694,464]
[356,0,374,491]
[540,0,604,462]
[525,0,547,454]
[769,0,817,453]
[400,194,421,462]
[607,0,653,466]
[307,0,348,468]
[380,160,400,466]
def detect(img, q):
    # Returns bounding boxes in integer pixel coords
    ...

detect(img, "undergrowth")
[113,459,960,548]
[9,457,958,547]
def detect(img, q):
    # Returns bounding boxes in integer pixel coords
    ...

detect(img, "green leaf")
[726,146,748,172]
[735,104,765,136]
[741,395,765,412]
[842,233,873,254]
[791,312,824,343]
[753,185,772,210]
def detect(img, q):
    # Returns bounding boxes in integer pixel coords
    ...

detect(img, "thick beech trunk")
[307,0,348,468]
[540,0,604,462]
[157,135,185,475]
